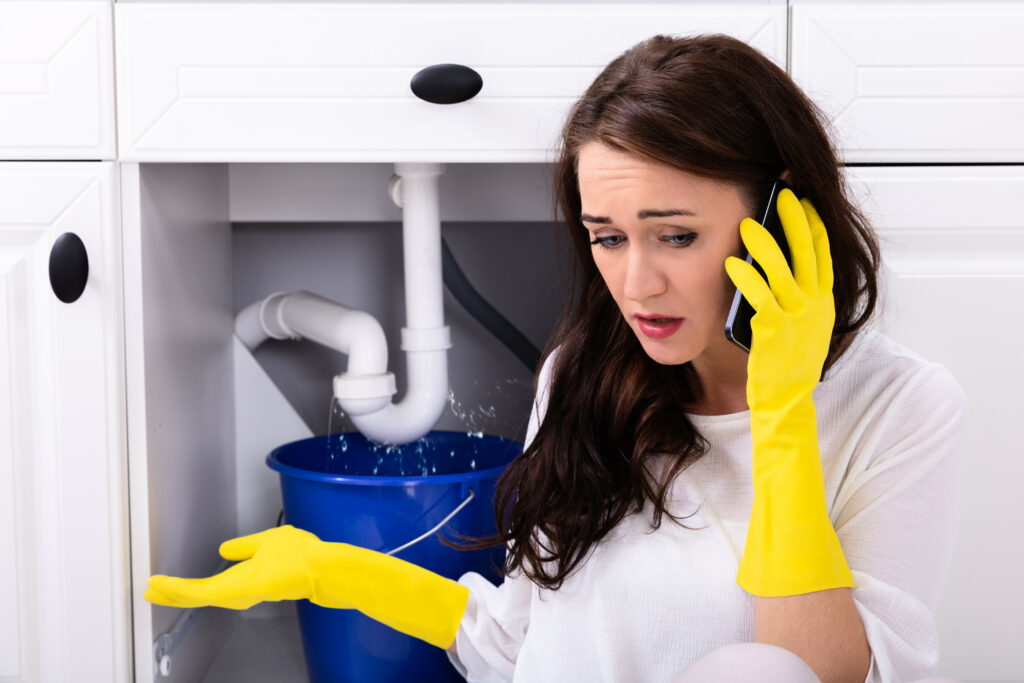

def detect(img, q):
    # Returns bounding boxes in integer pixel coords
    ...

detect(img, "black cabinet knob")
[410,63,483,104]
[49,232,89,303]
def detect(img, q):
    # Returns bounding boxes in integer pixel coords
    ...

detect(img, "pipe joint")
[401,326,451,352]
[394,162,445,180]
[334,372,397,416]
[259,291,298,340]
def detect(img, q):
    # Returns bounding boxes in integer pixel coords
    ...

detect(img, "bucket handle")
[384,487,476,556]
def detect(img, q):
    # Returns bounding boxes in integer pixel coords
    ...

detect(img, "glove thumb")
[219,526,280,561]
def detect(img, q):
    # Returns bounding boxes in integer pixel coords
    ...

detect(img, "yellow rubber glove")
[145,524,470,650]
[724,188,855,598]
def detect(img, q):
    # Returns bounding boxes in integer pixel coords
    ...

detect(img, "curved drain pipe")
[352,162,451,443]
[235,291,397,417]
[235,162,450,445]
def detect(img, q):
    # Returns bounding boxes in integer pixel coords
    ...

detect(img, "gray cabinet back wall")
[232,219,572,441]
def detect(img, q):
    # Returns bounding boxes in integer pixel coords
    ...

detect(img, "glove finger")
[725,256,777,315]
[777,189,817,296]
[219,526,281,561]
[151,578,257,610]
[739,218,801,310]
[145,585,208,609]
[148,564,260,610]
[801,198,834,293]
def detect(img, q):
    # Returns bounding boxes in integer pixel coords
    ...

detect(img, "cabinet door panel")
[115,3,785,162]
[847,166,1024,679]
[0,280,23,680]
[793,4,1024,162]
[0,163,129,682]
[0,2,116,159]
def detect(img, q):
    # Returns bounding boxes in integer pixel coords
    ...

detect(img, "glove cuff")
[313,542,471,650]
[736,516,854,597]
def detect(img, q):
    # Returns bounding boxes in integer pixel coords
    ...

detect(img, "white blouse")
[447,325,968,683]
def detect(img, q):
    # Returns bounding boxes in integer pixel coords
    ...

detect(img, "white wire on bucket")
[385,487,477,556]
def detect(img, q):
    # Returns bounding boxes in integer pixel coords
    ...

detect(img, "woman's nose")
[621,249,667,302]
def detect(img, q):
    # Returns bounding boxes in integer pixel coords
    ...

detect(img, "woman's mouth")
[634,314,685,339]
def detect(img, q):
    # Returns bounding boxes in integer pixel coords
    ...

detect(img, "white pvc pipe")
[234,291,396,415]
[349,162,451,444]
[233,163,451,445]
[397,163,445,330]
[234,299,269,351]
[348,344,449,445]
[269,291,389,376]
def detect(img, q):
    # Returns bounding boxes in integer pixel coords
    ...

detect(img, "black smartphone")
[724,179,793,353]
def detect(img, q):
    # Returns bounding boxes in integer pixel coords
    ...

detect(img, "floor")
[202,603,308,682]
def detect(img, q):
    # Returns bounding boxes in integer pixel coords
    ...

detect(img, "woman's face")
[577,141,752,366]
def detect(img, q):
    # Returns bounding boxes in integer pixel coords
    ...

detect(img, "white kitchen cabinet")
[113,2,785,162]
[0,162,130,682]
[791,2,1024,163]
[0,2,116,160]
[849,166,1024,682]
[0,1,1016,681]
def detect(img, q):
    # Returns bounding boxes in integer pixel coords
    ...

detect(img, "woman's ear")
[779,169,793,184]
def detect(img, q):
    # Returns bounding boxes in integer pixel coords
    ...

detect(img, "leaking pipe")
[233,163,450,445]
[235,291,396,416]
[348,162,451,444]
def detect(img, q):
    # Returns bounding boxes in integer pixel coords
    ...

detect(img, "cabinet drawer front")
[847,166,1024,274]
[0,2,115,160]
[792,3,1024,163]
[115,3,785,162]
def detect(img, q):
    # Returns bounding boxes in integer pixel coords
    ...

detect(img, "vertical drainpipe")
[346,162,451,444]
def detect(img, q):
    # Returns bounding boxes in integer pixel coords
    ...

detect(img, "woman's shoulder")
[535,344,564,394]
[821,325,967,419]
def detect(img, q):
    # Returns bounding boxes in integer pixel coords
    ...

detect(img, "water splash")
[447,377,531,436]
[316,377,528,478]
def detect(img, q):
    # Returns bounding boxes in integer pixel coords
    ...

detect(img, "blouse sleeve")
[446,350,557,681]
[831,362,969,682]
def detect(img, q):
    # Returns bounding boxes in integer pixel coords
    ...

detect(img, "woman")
[147,34,967,683]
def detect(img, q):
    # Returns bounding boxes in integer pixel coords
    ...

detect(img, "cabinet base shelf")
[202,604,307,683]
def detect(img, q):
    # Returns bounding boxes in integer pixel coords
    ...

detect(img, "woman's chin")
[636,335,694,366]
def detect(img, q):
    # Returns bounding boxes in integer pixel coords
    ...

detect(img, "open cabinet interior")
[123,162,569,682]
[113,158,1024,683]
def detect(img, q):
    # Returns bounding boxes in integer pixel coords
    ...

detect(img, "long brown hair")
[453,34,882,590]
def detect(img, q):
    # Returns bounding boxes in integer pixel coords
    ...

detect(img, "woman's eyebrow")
[580,208,698,224]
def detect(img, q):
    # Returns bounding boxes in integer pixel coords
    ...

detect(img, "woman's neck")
[685,339,750,416]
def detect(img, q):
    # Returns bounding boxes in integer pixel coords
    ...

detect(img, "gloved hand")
[145,524,470,650]
[723,188,855,598]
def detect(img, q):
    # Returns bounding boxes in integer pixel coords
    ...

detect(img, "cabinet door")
[0,2,116,159]
[115,2,785,162]
[0,163,129,682]
[847,166,1024,680]
[792,3,1024,162]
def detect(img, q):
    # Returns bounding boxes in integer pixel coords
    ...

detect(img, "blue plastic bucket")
[267,430,521,683]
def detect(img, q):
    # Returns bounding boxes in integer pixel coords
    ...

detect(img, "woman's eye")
[589,235,624,249]
[664,233,696,247]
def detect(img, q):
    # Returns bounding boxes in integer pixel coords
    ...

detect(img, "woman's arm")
[726,194,864,681]
[755,588,870,683]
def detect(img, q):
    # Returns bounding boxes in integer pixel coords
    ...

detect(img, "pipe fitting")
[260,291,298,341]
[349,347,449,445]
[333,373,396,416]
[235,291,396,406]
[401,326,451,352]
